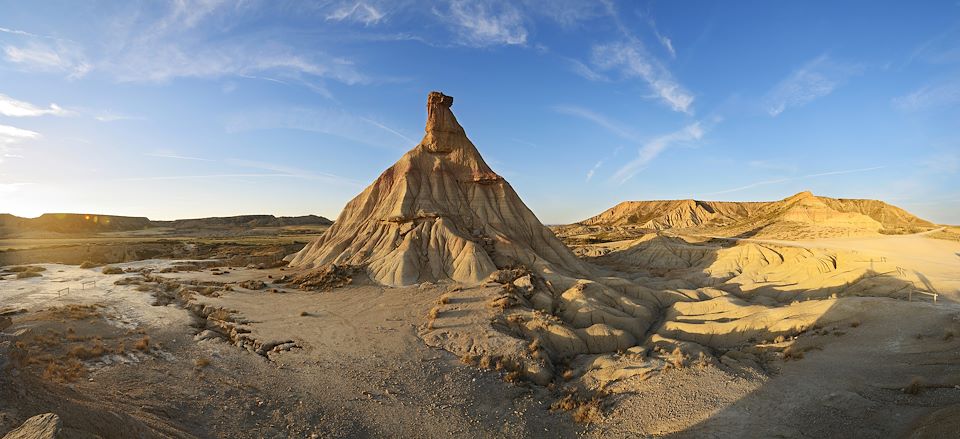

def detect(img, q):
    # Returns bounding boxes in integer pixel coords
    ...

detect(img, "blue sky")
[0,1,958,224]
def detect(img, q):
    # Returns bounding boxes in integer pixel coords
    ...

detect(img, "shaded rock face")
[290,91,588,286]
[2,413,61,439]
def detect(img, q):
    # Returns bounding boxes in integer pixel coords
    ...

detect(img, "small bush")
[101,266,124,275]
[134,336,150,351]
[903,377,925,395]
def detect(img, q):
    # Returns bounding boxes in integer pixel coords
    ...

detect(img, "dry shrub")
[903,376,925,395]
[101,266,124,275]
[49,304,101,321]
[551,394,603,424]
[134,336,150,351]
[668,347,686,369]
[460,354,477,366]
[194,358,211,369]
[478,355,493,370]
[9,266,45,273]
[572,399,603,424]
[694,351,712,369]
[68,340,106,360]
[783,347,804,361]
[42,358,84,382]
[504,371,521,383]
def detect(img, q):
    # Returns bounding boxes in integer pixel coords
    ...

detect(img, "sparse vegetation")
[194,358,211,369]
[134,335,151,351]
[903,376,925,395]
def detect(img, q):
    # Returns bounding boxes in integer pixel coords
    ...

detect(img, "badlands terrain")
[2,92,960,438]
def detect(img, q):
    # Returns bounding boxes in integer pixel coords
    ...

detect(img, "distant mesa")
[573,190,935,240]
[288,91,589,286]
[0,213,332,236]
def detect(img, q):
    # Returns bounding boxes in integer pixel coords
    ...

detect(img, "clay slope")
[289,92,588,286]
[581,199,765,229]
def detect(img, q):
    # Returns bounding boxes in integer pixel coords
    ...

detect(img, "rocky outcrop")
[2,413,61,439]
[289,92,589,286]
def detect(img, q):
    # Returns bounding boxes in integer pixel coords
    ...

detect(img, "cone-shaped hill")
[289,92,588,286]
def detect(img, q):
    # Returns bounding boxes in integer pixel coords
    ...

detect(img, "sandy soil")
[0,261,580,438]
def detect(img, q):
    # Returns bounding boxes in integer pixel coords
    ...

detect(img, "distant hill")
[155,214,333,229]
[564,191,936,241]
[0,213,332,237]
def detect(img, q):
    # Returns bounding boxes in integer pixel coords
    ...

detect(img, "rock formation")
[570,191,933,240]
[289,92,588,286]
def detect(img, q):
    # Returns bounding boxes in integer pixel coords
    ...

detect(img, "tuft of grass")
[134,335,150,351]
[478,355,493,370]
[68,341,107,360]
[903,376,925,395]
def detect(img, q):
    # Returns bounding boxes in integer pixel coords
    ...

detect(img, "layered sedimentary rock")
[289,92,588,286]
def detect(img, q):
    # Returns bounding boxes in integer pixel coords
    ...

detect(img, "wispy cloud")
[552,105,637,140]
[612,122,704,184]
[892,78,960,111]
[0,93,68,117]
[225,107,411,150]
[0,124,40,164]
[0,124,40,143]
[567,58,610,82]
[590,42,694,113]
[706,165,885,196]
[145,152,213,162]
[586,160,603,181]
[327,2,386,25]
[647,19,676,59]
[3,42,91,79]
[439,0,528,47]
[764,55,862,116]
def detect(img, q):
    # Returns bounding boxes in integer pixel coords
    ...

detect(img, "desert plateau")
[2,2,959,438]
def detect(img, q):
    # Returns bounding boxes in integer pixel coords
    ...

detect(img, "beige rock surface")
[290,92,588,286]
